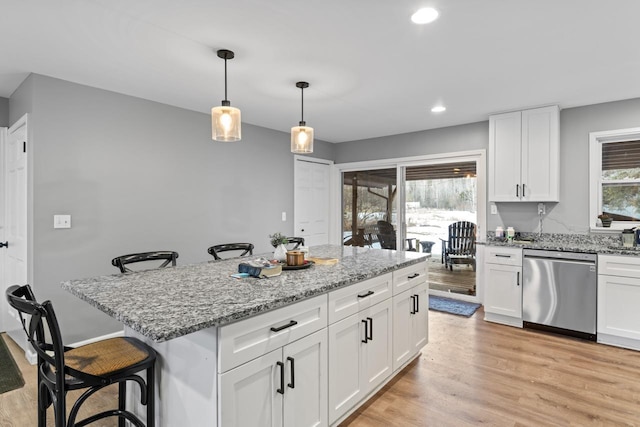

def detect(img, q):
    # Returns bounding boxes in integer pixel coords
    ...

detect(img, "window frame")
[589,126,640,231]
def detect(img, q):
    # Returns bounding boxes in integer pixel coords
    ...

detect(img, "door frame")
[335,149,486,303]
[0,126,6,333]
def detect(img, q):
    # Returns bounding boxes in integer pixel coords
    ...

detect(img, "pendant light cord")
[224,57,228,102]
[300,86,304,124]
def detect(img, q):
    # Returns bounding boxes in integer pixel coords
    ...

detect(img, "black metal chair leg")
[146,366,155,426]
[119,381,126,427]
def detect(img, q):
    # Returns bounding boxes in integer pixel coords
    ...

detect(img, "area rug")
[429,295,481,317]
[0,335,25,394]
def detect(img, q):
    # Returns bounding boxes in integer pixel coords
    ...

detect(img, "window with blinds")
[601,140,640,221]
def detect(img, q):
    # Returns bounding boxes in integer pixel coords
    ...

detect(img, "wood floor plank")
[342,307,640,427]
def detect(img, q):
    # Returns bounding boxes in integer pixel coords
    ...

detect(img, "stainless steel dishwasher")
[522,249,597,341]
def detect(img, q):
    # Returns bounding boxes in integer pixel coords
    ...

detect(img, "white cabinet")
[483,246,523,327]
[220,329,328,427]
[218,295,328,427]
[489,105,559,202]
[328,298,393,425]
[598,255,640,351]
[392,281,428,371]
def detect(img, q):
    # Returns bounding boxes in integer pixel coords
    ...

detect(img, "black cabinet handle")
[522,184,526,197]
[361,319,368,343]
[410,295,416,314]
[270,320,298,332]
[276,361,285,394]
[408,273,420,279]
[367,317,373,341]
[517,272,520,286]
[414,294,420,313]
[0,241,8,248]
[287,357,295,389]
[357,290,374,298]
[495,254,511,258]
[516,184,519,197]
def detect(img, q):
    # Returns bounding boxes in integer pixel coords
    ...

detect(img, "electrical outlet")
[281,212,287,221]
[537,203,546,215]
[54,214,71,229]
[490,204,497,215]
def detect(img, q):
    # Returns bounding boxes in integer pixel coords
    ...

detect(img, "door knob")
[0,241,8,248]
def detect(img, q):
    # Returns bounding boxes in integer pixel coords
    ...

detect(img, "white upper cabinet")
[489,105,560,202]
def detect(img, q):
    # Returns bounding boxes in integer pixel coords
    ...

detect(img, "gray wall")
[10,74,335,343]
[335,97,640,236]
[0,97,8,127]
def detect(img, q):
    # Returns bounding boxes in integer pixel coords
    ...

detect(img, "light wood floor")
[0,333,118,426]
[342,307,640,426]
[4,309,640,426]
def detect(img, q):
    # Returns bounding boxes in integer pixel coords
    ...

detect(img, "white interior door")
[294,157,332,247]
[2,115,29,354]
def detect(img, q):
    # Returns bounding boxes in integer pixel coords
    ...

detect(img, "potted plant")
[598,213,613,228]
[269,232,289,261]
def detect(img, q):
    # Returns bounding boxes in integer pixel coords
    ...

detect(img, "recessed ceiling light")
[411,7,439,24]
[431,105,446,113]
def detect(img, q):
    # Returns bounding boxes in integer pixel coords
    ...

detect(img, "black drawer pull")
[361,319,369,343]
[287,357,295,389]
[367,317,373,341]
[357,290,374,298]
[276,361,285,394]
[408,273,420,279]
[270,320,298,332]
[495,254,511,258]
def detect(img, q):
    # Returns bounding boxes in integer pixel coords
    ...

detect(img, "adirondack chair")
[440,221,476,271]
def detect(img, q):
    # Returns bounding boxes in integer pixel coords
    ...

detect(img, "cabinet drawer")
[599,255,640,279]
[485,246,522,266]
[392,262,428,295]
[328,273,392,324]
[218,294,327,373]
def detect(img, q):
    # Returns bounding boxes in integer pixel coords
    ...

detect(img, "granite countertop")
[480,233,640,256]
[62,245,428,343]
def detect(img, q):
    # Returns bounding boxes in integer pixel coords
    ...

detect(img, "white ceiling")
[1,0,639,143]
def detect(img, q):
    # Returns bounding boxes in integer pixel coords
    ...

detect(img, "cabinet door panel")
[598,275,640,340]
[328,314,364,424]
[412,282,429,353]
[392,290,413,371]
[484,264,522,317]
[220,348,283,427]
[283,329,328,427]
[521,106,559,201]
[364,299,393,391]
[489,111,522,201]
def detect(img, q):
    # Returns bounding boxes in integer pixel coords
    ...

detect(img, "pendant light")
[291,81,314,153]
[212,49,241,142]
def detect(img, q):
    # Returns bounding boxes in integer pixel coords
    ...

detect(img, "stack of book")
[238,258,282,278]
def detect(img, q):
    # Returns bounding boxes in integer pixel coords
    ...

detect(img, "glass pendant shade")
[291,124,314,153]
[212,49,241,142]
[212,104,241,142]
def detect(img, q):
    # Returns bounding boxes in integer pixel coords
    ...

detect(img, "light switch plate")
[281,211,287,221]
[54,214,71,229]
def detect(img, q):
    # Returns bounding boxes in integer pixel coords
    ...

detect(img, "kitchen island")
[63,244,429,426]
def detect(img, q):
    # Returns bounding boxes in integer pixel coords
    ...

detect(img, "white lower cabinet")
[328,298,393,424]
[598,255,640,350]
[392,281,428,371]
[220,329,328,427]
[483,247,523,327]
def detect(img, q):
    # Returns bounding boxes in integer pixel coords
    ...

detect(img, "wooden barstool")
[6,284,156,427]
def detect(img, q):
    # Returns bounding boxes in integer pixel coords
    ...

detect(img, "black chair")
[111,251,178,273]
[440,221,476,271]
[208,243,254,260]
[376,220,396,250]
[5,284,156,427]
[271,237,305,250]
